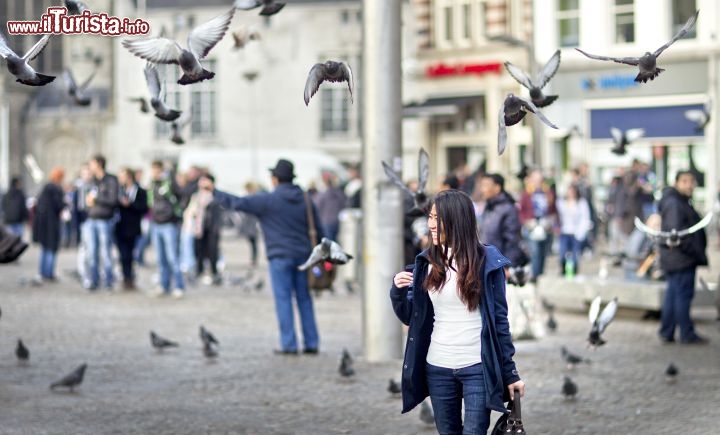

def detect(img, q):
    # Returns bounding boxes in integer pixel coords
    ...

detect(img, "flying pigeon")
[684,100,711,132]
[634,212,713,248]
[0,33,55,86]
[65,0,89,15]
[170,108,192,144]
[560,125,582,143]
[665,363,678,383]
[150,331,179,351]
[16,339,29,363]
[610,127,645,155]
[122,8,235,85]
[143,63,181,122]
[234,0,286,16]
[381,148,430,213]
[63,68,95,106]
[588,296,618,348]
[561,346,589,369]
[199,325,219,347]
[562,376,578,400]
[504,49,561,108]
[419,400,435,425]
[231,28,261,50]
[304,60,354,106]
[498,93,558,155]
[575,10,699,83]
[50,363,87,392]
[128,97,150,113]
[298,238,353,271]
[387,379,401,395]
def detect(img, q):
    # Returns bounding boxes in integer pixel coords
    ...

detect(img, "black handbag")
[492,390,525,434]
[303,193,336,292]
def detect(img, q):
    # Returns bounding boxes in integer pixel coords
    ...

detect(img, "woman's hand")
[507,380,525,400]
[393,271,413,288]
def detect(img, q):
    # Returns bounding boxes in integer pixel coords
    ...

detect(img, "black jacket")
[479,192,528,266]
[88,173,119,220]
[658,187,708,272]
[32,183,65,251]
[115,184,148,239]
[1,186,28,224]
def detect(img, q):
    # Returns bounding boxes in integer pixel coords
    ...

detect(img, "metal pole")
[361,0,403,362]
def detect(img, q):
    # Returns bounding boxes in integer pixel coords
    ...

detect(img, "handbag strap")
[303,192,318,246]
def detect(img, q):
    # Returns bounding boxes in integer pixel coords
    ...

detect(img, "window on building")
[444,6,454,41]
[557,0,579,47]
[320,87,350,135]
[614,0,635,43]
[672,0,696,39]
[461,3,472,40]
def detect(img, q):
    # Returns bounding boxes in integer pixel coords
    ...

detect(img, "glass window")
[320,88,351,135]
[189,60,216,137]
[672,0,696,39]
[444,6,454,41]
[615,0,634,43]
[557,0,580,47]
[462,3,472,39]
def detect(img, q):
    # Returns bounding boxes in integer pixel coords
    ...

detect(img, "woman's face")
[427,204,443,245]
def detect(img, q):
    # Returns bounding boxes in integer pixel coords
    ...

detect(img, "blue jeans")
[558,234,582,274]
[527,238,548,278]
[268,257,319,352]
[152,223,185,292]
[83,218,115,289]
[426,362,490,435]
[179,229,196,274]
[660,268,698,341]
[134,222,151,265]
[7,223,24,239]
[39,248,57,279]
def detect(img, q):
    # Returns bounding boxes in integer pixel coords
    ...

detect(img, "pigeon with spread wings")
[235,0,286,16]
[381,148,430,213]
[588,296,617,348]
[297,238,353,271]
[504,49,561,108]
[144,63,181,122]
[610,127,645,155]
[64,68,95,106]
[498,93,558,155]
[576,10,698,83]
[304,61,353,106]
[684,100,711,133]
[122,8,234,85]
[0,33,55,86]
[634,212,713,248]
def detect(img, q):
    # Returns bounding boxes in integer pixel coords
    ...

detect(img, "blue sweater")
[213,183,323,260]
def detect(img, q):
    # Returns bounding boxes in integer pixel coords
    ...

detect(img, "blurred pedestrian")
[478,173,527,267]
[212,159,323,355]
[194,173,222,285]
[390,189,525,433]
[133,168,151,266]
[237,181,261,267]
[148,160,185,298]
[556,184,592,274]
[658,171,709,345]
[313,173,346,241]
[343,164,362,209]
[83,154,119,291]
[572,163,597,253]
[178,166,203,276]
[1,176,29,239]
[115,168,148,290]
[518,169,556,281]
[32,167,66,282]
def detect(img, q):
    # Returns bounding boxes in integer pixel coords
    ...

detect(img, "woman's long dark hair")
[424,189,485,311]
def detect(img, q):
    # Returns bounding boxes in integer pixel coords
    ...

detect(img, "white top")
[426,263,482,369]
[556,197,592,241]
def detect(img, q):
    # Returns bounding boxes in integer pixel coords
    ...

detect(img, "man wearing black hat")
[206,159,324,355]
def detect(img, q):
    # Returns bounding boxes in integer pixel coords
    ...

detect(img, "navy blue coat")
[389,244,521,414]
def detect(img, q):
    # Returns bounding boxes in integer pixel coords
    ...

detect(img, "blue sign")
[590,104,705,139]
[581,74,639,91]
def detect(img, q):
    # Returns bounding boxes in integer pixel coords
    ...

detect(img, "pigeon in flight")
[63,68,95,106]
[504,49,561,108]
[506,264,531,287]
[199,325,219,347]
[0,33,55,86]
[562,376,578,400]
[122,8,235,85]
[419,400,435,425]
[560,125,582,143]
[610,127,645,155]
[143,63,181,122]
[634,212,713,248]
[170,109,192,145]
[387,379,401,396]
[65,0,89,15]
[50,363,87,392]
[338,348,355,378]
[382,148,430,214]
[16,339,29,363]
[588,296,618,348]
[576,10,699,83]
[684,100,711,132]
[665,363,678,383]
[304,60,354,106]
[150,331,179,351]
[561,346,589,369]
[298,238,353,271]
[235,0,286,16]
[498,93,558,155]
[231,28,261,50]
[128,97,150,114]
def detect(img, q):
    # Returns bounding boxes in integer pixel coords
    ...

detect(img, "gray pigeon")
[561,346,589,369]
[547,313,557,332]
[338,348,355,378]
[419,400,435,425]
[298,238,353,271]
[150,331,179,351]
[128,97,150,113]
[63,68,95,106]
[610,127,645,155]
[562,376,578,400]
[235,0,286,16]
[588,296,618,348]
[684,100,711,132]
[498,93,558,155]
[381,148,430,213]
[122,8,235,85]
[0,33,55,86]
[388,379,401,395]
[199,325,219,347]
[50,363,87,392]
[304,60,354,106]
[65,0,89,15]
[143,63,181,122]
[634,212,713,248]
[576,10,698,83]
[504,50,561,108]
[15,339,29,363]
[665,363,678,383]
[170,109,192,145]
[203,341,219,359]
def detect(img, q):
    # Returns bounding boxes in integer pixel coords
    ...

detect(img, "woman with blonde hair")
[32,167,66,281]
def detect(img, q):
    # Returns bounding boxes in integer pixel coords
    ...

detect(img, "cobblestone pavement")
[1,237,719,435]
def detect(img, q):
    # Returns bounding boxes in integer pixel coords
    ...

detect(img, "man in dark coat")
[1,176,29,239]
[479,173,528,267]
[115,168,148,290]
[658,170,709,344]
[32,168,66,281]
[211,159,324,355]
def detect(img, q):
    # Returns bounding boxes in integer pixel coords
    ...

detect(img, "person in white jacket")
[556,184,592,274]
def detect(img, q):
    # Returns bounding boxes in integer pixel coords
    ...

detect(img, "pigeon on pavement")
[381,148,430,213]
[588,296,618,348]
[122,8,235,85]
[50,363,87,392]
[575,10,698,83]
[665,363,678,383]
[203,341,219,359]
[498,93,558,155]
[199,325,219,347]
[561,346,589,369]
[0,33,55,86]
[298,238,353,271]
[304,60,354,106]
[15,339,29,363]
[504,49,561,108]
[150,331,179,351]
[562,376,578,400]
[388,379,401,395]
